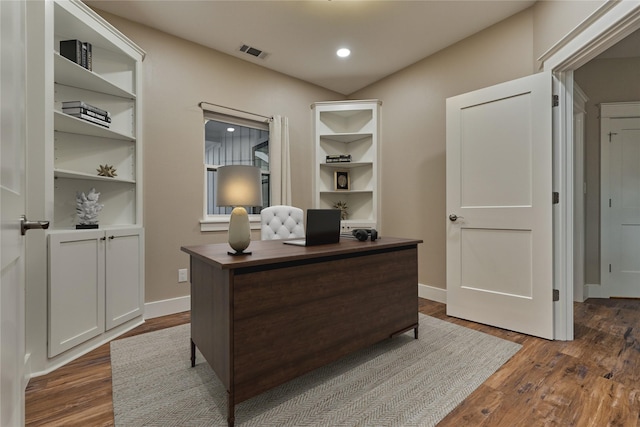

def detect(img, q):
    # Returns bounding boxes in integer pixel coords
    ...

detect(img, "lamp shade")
[216,165,263,207]
[216,165,263,256]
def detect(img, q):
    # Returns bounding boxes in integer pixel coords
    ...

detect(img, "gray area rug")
[111,314,521,427]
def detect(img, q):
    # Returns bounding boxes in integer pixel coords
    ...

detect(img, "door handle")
[20,215,50,235]
[449,214,464,222]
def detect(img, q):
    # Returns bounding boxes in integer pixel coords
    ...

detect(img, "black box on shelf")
[60,40,92,71]
[60,39,83,66]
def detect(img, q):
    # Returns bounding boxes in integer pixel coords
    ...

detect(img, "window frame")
[200,110,271,232]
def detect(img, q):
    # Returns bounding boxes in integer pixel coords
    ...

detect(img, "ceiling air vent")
[239,44,268,59]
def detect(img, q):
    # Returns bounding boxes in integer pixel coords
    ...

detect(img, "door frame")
[541,0,640,340]
[573,84,588,304]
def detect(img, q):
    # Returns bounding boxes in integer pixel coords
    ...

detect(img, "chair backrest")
[261,205,305,240]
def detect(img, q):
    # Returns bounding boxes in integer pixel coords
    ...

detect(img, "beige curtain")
[269,115,292,205]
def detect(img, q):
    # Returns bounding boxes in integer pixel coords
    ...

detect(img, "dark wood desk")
[181,236,422,426]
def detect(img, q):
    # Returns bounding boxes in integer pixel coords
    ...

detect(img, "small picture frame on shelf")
[334,170,350,191]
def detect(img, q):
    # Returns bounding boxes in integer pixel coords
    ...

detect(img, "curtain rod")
[199,101,272,121]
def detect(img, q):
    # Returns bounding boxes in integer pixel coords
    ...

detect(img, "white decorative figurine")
[76,188,104,228]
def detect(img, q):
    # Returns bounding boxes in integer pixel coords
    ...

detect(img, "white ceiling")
[84,0,538,95]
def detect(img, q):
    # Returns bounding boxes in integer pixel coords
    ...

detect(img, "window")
[204,115,270,217]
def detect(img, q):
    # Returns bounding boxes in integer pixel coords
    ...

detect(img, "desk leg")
[227,391,235,427]
[190,339,196,367]
[414,325,419,340]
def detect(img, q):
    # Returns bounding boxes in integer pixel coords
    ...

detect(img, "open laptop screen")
[283,209,341,246]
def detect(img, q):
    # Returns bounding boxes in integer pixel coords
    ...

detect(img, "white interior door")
[0,1,27,425]
[601,105,640,298]
[446,71,554,340]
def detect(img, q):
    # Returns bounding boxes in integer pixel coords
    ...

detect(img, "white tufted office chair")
[261,205,305,240]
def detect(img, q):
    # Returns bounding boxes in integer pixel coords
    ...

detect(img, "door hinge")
[553,192,560,204]
[609,132,618,142]
[552,95,559,107]
[609,198,612,208]
[553,289,560,301]
[609,264,612,273]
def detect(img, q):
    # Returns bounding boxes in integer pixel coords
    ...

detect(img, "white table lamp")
[216,165,263,255]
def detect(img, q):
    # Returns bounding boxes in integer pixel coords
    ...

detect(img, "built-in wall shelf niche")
[313,100,380,232]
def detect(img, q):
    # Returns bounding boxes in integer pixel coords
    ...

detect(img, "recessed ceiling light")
[337,48,351,58]
[227,127,235,132]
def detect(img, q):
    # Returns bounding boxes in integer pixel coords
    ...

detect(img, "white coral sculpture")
[76,188,104,225]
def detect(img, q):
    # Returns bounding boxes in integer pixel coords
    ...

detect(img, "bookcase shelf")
[54,52,135,99]
[320,162,373,169]
[54,169,136,184]
[319,133,373,143]
[55,110,135,141]
[313,100,380,232]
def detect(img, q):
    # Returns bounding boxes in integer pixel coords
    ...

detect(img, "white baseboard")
[418,283,446,304]
[23,353,31,392]
[144,295,191,319]
[584,283,609,299]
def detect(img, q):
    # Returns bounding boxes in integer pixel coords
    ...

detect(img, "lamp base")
[227,206,252,255]
[227,250,252,256]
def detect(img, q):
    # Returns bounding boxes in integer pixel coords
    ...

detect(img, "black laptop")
[283,209,341,246]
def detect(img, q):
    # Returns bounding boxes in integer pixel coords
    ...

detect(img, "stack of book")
[326,154,352,163]
[60,39,92,71]
[62,101,111,128]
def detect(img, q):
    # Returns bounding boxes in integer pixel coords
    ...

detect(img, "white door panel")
[461,228,533,297]
[0,1,27,424]
[602,113,640,297]
[460,94,533,208]
[447,71,554,339]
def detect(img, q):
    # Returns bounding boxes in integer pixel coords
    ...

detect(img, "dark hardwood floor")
[25,299,640,426]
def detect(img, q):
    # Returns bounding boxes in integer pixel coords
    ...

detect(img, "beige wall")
[94,0,606,304]
[574,57,640,285]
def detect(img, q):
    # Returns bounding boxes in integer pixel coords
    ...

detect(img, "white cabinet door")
[446,71,554,339]
[105,227,144,330]
[48,226,143,356]
[48,230,105,357]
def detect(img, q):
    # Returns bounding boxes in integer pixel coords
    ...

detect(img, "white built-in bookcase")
[313,100,380,232]
[27,0,145,367]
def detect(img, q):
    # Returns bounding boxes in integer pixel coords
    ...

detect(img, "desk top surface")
[181,236,422,270]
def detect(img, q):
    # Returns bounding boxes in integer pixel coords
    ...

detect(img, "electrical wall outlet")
[178,268,188,283]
